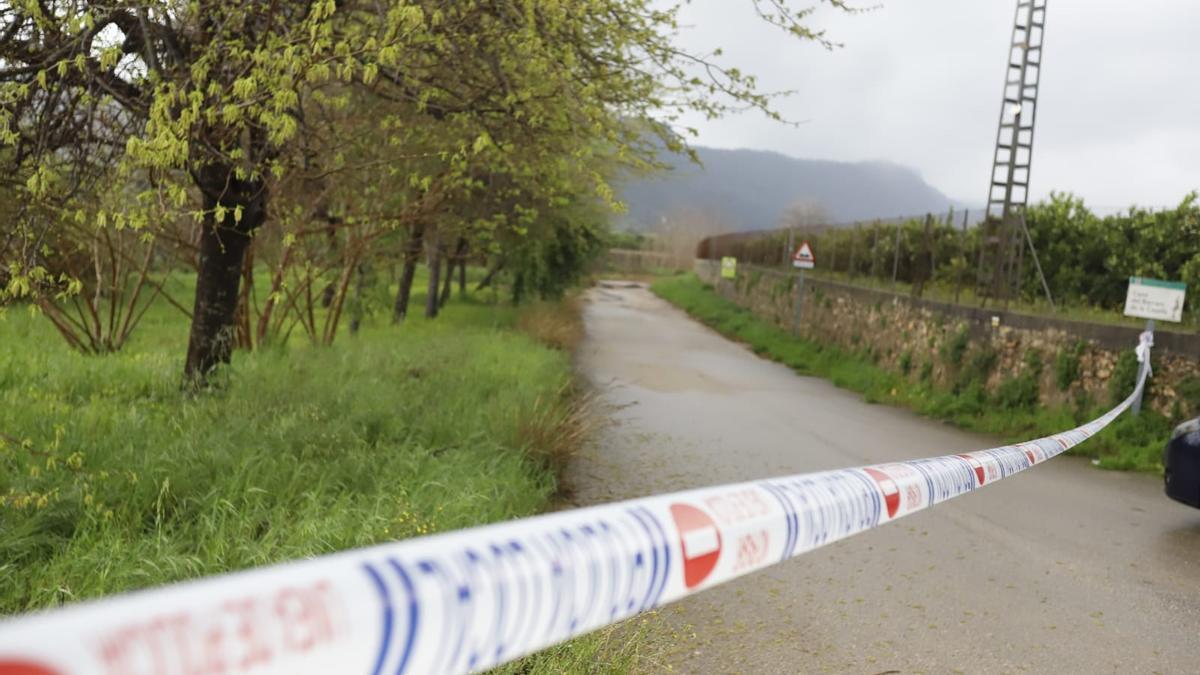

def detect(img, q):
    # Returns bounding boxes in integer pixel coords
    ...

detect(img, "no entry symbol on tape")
[957,454,987,486]
[863,468,901,518]
[670,503,722,589]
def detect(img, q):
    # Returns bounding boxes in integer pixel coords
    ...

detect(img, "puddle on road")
[611,363,727,394]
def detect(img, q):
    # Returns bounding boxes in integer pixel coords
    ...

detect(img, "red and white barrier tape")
[0,338,1152,675]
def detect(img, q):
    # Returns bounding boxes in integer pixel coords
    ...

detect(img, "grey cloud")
[668,0,1200,210]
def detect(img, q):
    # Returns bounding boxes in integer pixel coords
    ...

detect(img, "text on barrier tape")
[0,338,1153,675]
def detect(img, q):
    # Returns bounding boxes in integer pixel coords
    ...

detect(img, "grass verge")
[0,286,651,671]
[652,274,1173,472]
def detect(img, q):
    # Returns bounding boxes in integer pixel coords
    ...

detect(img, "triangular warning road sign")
[792,241,815,269]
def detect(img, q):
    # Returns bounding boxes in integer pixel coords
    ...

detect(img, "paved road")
[567,283,1200,674]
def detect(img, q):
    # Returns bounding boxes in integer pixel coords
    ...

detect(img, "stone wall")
[694,260,1200,418]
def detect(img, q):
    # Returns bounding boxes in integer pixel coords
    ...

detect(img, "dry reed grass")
[516,294,585,351]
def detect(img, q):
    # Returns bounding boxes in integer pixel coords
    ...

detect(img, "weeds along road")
[568,283,1200,674]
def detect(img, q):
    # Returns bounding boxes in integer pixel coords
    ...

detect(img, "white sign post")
[1123,277,1184,414]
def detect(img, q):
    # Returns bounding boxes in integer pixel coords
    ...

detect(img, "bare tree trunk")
[425,234,442,319]
[393,221,425,322]
[234,243,255,350]
[323,248,359,345]
[320,214,338,308]
[439,255,453,308]
[349,262,368,335]
[451,237,468,297]
[256,246,292,345]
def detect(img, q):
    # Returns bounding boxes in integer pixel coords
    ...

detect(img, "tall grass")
[516,294,586,352]
[0,281,657,671]
[652,274,1173,472]
[0,296,561,608]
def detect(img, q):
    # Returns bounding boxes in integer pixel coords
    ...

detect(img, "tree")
[780,198,830,231]
[1,1,423,381]
[3,0,850,383]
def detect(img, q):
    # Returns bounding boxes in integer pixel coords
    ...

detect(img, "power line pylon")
[980,0,1055,310]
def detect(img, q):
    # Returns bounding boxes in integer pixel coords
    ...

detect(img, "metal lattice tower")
[981,0,1055,308]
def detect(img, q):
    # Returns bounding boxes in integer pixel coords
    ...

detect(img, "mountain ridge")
[616,145,959,232]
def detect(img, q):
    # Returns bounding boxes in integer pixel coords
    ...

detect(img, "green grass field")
[652,273,1174,473]
[0,277,653,671]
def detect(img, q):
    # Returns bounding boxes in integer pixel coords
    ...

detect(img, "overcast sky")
[669,0,1200,211]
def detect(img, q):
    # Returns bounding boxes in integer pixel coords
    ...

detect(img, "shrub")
[899,350,913,376]
[746,270,763,291]
[966,346,998,381]
[992,350,1046,411]
[1109,350,1140,405]
[1023,349,1045,377]
[941,325,970,368]
[919,360,934,384]
[1054,341,1085,391]
[1175,376,1200,419]
[995,365,1041,410]
[1072,390,1095,423]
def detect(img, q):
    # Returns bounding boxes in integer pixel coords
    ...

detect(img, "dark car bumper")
[1165,418,1200,508]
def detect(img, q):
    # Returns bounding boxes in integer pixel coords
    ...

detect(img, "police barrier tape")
[0,336,1154,675]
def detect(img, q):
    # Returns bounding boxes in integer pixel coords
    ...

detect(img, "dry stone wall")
[694,260,1200,418]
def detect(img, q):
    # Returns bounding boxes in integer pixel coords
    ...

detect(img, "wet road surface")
[567,283,1200,674]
